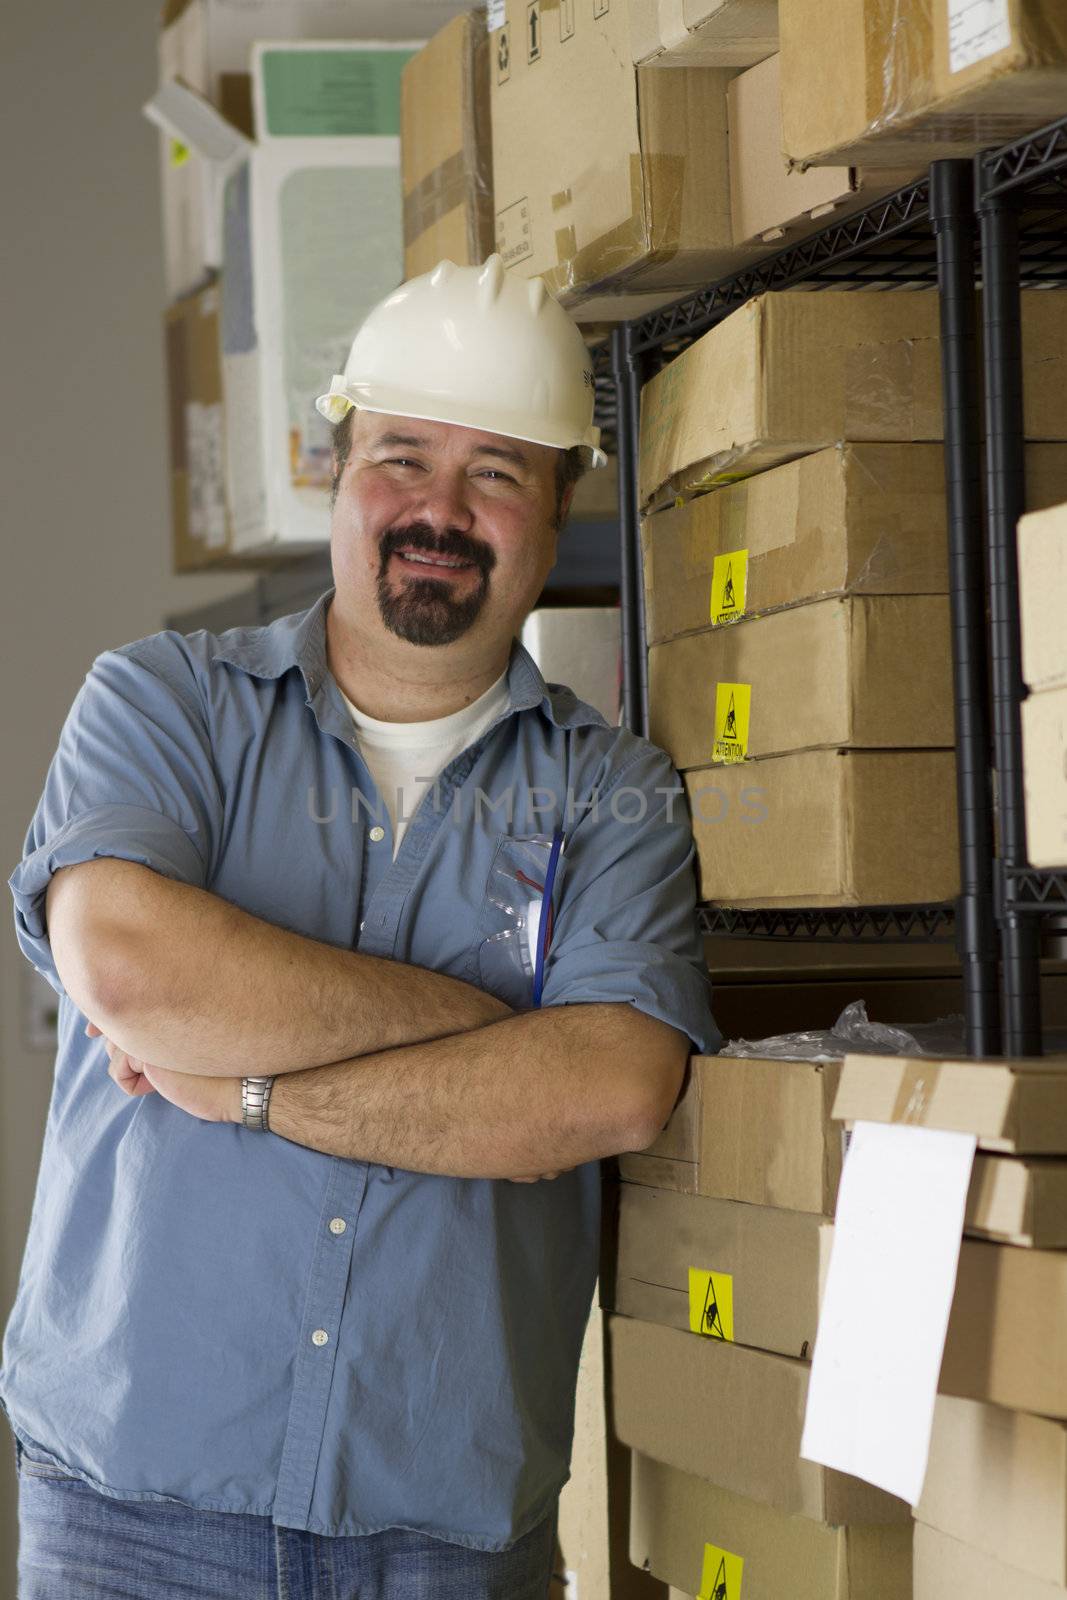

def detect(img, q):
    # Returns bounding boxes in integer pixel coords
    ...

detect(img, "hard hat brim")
[314,380,607,470]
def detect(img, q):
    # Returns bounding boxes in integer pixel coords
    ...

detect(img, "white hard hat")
[315,255,607,469]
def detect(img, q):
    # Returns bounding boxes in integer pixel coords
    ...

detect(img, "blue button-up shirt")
[2,585,717,1549]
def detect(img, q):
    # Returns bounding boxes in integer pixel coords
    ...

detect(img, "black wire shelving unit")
[976,121,1067,1053]
[603,116,1067,1057]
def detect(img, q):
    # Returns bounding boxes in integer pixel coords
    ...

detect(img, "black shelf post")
[977,160,1043,1054]
[612,322,649,737]
[930,160,1001,1056]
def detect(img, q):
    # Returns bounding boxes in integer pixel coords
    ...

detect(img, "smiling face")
[329,409,569,658]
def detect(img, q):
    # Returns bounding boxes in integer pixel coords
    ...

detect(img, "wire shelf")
[1001,867,1067,913]
[698,903,957,942]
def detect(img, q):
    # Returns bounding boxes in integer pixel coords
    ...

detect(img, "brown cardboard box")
[1020,500,1067,691]
[490,0,755,321]
[401,12,493,280]
[608,1314,910,1523]
[728,54,916,247]
[649,594,953,768]
[941,1240,1067,1417]
[623,1054,844,1213]
[606,1183,822,1355]
[914,1521,1067,1600]
[780,0,1067,169]
[165,286,233,573]
[918,1393,1067,1587]
[964,1154,1067,1247]
[641,442,1067,646]
[631,1453,914,1600]
[1023,685,1067,868]
[638,289,1067,510]
[684,749,960,907]
[832,1051,1067,1152]
[628,0,778,68]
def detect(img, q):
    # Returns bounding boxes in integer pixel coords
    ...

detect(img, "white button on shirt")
[368,826,385,843]
[328,1218,346,1235]
[312,1329,329,1347]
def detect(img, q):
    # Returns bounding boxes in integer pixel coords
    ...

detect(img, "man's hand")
[87,1020,241,1124]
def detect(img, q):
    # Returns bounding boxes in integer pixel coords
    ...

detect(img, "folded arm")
[264,1000,689,1178]
[47,858,510,1077]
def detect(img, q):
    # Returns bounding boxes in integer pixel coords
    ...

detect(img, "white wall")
[0,5,253,1587]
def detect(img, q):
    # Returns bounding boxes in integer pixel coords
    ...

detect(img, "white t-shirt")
[339,671,511,856]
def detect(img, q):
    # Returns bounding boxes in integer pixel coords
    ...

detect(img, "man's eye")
[384,457,422,468]
[479,469,515,483]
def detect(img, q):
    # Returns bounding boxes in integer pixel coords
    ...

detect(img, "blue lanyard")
[532,825,565,1009]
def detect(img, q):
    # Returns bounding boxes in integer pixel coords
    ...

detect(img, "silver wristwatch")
[241,1075,275,1132]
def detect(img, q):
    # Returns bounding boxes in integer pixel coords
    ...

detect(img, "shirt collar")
[209,585,607,732]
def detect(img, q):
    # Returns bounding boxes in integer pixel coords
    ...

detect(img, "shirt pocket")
[475,834,559,1010]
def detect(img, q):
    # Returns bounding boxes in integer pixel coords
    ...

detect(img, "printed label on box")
[948,0,1011,73]
[486,0,506,31]
[710,550,748,625]
[698,1543,744,1600]
[496,197,531,265]
[495,23,512,82]
[560,0,575,40]
[712,683,750,764]
[527,0,542,61]
[689,1267,734,1341]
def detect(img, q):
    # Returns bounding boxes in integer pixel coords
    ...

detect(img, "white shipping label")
[185,401,228,549]
[486,0,506,32]
[948,0,1012,73]
[800,1120,977,1507]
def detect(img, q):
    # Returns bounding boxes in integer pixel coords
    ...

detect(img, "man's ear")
[558,480,578,530]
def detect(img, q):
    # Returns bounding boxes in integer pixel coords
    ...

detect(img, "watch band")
[241,1075,275,1132]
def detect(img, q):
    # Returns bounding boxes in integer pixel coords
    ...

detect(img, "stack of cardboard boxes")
[638,286,1067,909]
[832,1051,1067,1597]
[602,1051,913,1596]
[1019,499,1067,870]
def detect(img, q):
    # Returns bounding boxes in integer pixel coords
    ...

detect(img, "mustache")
[378,523,497,577]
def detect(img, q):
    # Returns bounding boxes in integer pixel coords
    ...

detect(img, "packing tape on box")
[544,153,684,299]
[889,1061,941,1124]
[404,152,484,247]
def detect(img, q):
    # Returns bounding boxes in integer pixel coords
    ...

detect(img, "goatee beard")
[376,523,496,646]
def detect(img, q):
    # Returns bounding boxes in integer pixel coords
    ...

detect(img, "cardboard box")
[780,0,1067,170]
[964,1154,1067,1248]
[832,1051,1067,1153]
[631,1453,914,1600]
[684,749,960,907]
[918,1393,1067,1587]
[608,1315,910,1523]
[641,442,1067,646]
[914,1521,1067,1600]
[628,0,778,67]
[1023,685,1067,868]
[401,12,494,281]
[621,1054,845,1214]
[1020,500,1067,690]
[153,0,461,299]
[638,289,1067,511]
[606,1183,823,1356]
[490,0,755,321]
[165,286,233,572]
[649,594,954,768]
[728,54,915,247]
[940,1239,1067,1417]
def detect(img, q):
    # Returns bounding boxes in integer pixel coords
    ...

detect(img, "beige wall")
[0,5,251,1588]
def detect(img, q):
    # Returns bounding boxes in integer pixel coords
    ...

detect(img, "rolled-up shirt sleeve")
[9,638,222,997]
[539,743,720,1055]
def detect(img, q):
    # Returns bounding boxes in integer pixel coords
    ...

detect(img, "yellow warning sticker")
[698,1541,744,1600]
[689,1267,734,1341]
[710,549,748,625]
[712,682,750,764]
[169,138,190,168]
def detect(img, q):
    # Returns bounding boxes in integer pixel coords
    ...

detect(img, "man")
[3,255,717,1598]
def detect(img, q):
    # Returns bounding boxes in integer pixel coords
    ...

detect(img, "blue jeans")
[14,1436,558,1599]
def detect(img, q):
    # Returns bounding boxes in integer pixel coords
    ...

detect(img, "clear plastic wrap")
[718,998,967,1062]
